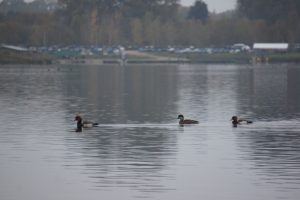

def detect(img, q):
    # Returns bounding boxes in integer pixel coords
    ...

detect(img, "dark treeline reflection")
[123,66,179,122]
[60,63,300,123]
[62,65,179,124]
[234,64,300,120]
[287,67,300,113]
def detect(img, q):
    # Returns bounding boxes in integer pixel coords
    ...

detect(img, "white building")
[253,43,289,51]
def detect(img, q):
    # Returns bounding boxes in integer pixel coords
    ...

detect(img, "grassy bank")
[0,49,52,64]
[155,52,251,63]
[267,53,300,63]
[151,51,300,64]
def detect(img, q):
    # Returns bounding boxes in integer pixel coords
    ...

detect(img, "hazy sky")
[181,0,236,13]
[22,0,236,13]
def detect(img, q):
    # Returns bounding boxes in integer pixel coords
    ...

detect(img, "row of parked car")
[138,44,251,54]
[29,44,251,58]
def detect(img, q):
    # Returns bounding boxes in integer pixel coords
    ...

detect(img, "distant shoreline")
[2,50,300,65]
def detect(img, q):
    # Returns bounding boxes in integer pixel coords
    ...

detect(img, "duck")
[231,116,253,126]
[74,115,98,132]
[177,114,199,125]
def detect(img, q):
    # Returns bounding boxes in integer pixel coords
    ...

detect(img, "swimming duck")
[177,114,199,125]
[74,115,98,132]
[231,116,253,126]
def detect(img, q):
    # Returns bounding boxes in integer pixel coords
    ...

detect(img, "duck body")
[75,115,98,132]
[231,116,253,126]
[82,121,99,128]
[177,114,199,125]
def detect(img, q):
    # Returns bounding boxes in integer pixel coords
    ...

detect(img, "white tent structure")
[1,44,28,52]
[253,43,289,51]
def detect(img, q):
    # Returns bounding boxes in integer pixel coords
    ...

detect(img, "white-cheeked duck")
[177,114,199,125]
[231,116,253,127]
[74,115,98,132]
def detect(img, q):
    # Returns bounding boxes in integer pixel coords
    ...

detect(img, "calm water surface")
[0,64,300,200]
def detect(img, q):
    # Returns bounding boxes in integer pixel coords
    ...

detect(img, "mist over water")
[0,64,300,200]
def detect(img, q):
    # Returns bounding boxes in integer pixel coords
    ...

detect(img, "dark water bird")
[177,114,199,125]
[231,116,253,127]
[74,115,99,132]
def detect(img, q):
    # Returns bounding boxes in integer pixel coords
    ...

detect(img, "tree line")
[0,0,299,46]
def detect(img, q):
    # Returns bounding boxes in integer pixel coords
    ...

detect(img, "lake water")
[0,64,300,200]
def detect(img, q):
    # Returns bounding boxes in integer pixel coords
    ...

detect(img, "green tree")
[237,0,300,24]
[0,0,26,14]
[130,18,143,45]
[187,0,208,23]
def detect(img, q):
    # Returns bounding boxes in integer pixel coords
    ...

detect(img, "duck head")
[75,115,82,122]
[231,116,239,126]
[231,116,238,121]
[177,114,185,124]
[177,114,184,120]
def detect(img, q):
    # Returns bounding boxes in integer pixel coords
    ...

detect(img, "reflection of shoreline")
[252,66,288,119]
[63,65,179,124]
[234,65,300,120]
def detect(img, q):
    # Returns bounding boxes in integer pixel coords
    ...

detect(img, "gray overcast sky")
[22,0,236,13]
[181,0,236,13]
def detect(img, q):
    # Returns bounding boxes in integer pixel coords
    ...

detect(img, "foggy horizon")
[3,0,236,13]
[181,0,236,12]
